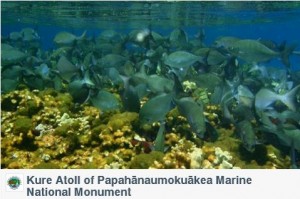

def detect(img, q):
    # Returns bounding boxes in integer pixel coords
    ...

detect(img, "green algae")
[33,162,61,169]
[108,112,139,131]
[13,116,33,135]
[130,151,164,169]
[17,99,43,117]
[54,123,73,137]
[55,93,74,113]
[81,162,99,169]
[39,89,74,114]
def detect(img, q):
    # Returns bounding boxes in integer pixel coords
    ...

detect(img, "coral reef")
[1,88,291,169]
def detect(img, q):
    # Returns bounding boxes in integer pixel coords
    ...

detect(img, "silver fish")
[236,85,254,107]
[255,85,300,111]
[139,93,173,125]
[236,120,257,152]
[54,31,86,46]
[213,36,240,49]
[21,28,40,42]
[1,48,26,66]
[175,97,206,138]
[229,39,279,63]
[90,90,120,112]
[56,56,78,83]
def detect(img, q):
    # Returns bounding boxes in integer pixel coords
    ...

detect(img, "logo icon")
[7,176,21,190]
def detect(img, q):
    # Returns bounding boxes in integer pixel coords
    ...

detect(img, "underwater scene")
[1,1,300,169]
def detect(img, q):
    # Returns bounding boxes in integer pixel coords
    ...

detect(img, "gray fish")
[236,120,257,152]
[50,46,73,59]
[163,51,203,80]
[1,65,23,79]
[129,66,148,86]
[279,127,300,151]
[192,72,222,93]
[262,117,300,151]
[213,36,240,49]
[128,28,151,44]
[68,79,90,103]
[255,85,300,111]
[122,85,141,113]
[1,79,19,93]
[95,43,115,55]
[107,68,124,86]
[175,97,206,138]
[90,90,120,112]
[9,32,22,41]
[248,64,269,78]
[98,29,123,43]
[139,93,173,125]
[229,39,279,63]
[206,49,227,66]
[146,75,174,94]
[256,110,277,130]
[21,28,39,42]
[23,75,45,90]
[258,113,300,167]
[232,104,255,121]
[236,85,254,107]
[150,31,166,45]
[1,44,15,51]
[169,28,188,48]
[1,48,26,66]
[56,56,78,82]
[96,54,127,70]
[272,110,300,124]
[224,57,238,81]
[35,63,51,80]
[53,31,86,46]
[193,47,210,57]
[164,51,203,70]
[211,84,235,122]
[258,39,278,51]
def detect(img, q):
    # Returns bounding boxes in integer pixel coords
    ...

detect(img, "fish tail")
[78,30,87,40]
[280,42,297,68]
[280,85,300,111]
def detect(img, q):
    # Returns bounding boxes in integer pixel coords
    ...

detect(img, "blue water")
[2,1,300,70]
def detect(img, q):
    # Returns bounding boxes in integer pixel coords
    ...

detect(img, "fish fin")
[122,84,140,112]
[78,30,87,40]
[154,122,166,152]
[280,42,297,68]
[290,142,298,169]
[172,71,184,96]
[204,121,218,141]
[280,85,300,111]
[83,89,92,104]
